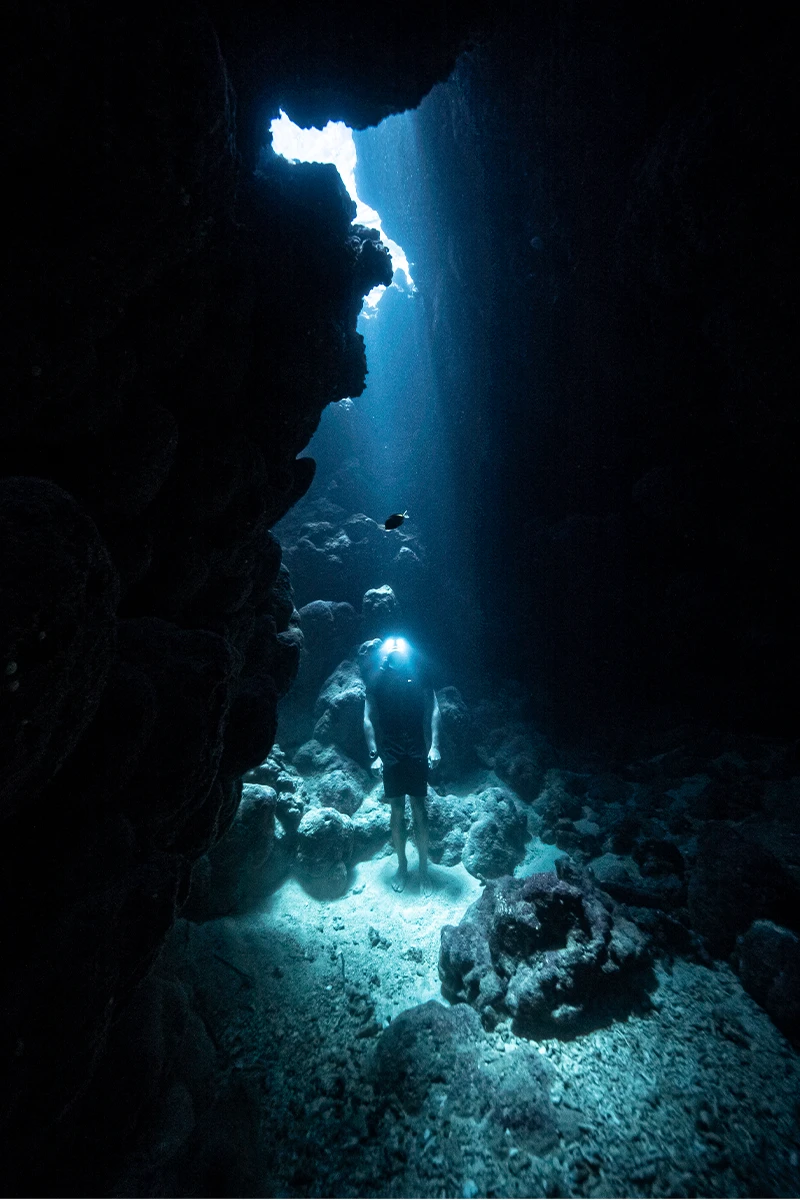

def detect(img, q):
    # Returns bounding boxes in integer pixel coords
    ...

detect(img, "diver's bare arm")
[363,694,378,757]
[430,693,441,752]
[429,693,441,755]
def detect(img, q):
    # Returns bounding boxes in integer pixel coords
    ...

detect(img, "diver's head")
[379,636,413,672]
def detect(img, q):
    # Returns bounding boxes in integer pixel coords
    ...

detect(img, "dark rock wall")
[355,0,797,739]
[0,1,477,1186]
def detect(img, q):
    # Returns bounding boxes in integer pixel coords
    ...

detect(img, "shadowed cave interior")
[1,2,799,1197]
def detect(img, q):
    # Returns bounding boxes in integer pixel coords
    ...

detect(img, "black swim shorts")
[383,755,428,799]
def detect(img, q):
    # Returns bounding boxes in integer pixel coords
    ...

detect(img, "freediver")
[363,637,440,896]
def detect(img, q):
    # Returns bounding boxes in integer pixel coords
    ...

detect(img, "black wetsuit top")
[371,665,428,767]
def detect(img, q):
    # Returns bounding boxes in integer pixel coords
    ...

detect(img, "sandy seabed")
[163,843,800,1200]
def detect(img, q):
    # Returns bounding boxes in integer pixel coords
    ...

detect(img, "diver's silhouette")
[363,638,440,895]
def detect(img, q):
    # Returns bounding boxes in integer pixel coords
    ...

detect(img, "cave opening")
[269,108,415,314]
[269,97,477,693]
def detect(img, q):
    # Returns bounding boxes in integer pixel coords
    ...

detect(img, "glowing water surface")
[270,110,415,315]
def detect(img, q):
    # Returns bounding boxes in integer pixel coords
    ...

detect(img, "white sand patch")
[514,832,568,878]
[251,853,483,1026]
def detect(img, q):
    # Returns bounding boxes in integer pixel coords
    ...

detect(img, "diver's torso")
[372,668,427,764]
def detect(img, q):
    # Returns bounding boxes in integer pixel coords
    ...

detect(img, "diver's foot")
[391,866,408,894]
[420,872,433,898]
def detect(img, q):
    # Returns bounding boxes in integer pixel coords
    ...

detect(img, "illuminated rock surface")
[440,860,653,1036]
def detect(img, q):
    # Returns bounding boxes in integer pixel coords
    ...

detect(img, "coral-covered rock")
[462,787,528,880]
[312,659,367,762]
[440,859,651,1036]
[374,1000,559,1154]
[362,584,401,637]
[589,852,685,911]
[296,806,353,889]
[427,790,478,866]
[687,822,798,957]
[184,784,279,919]
[0,477,119,821]
[351,793,392,861]
[735,920,800,1043]
[435,686,474,781]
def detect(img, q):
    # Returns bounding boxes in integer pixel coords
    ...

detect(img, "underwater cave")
[1,2,799,1197]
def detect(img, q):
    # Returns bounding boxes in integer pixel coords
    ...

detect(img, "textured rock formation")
[1,0,479,1187]
[461,786,529,880]
[184,783,279,919]
[589,852,686,912]
[435,685,475,781]
[362,584,402,637]
[374,999,559,1154]
[312,658,369,763]
[687,822,799,957]
[427,790,479,866]
[440,859,652,1036]
[276,598,361,751]
[735,921,800,1044]
[278,499,427,615]
[475,721,557,800]
[1,477,119,820]
[296,806,354,893]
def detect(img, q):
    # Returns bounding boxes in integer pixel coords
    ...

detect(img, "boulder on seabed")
[299,598,360,649]
[735,919,800,1043]
[292,740,370,817]
[312,659,367,762]
[439,857,652,1036]
[306,767,365,816]
[276,599,360,750]
[351,793,392,861]
[589,851,685,910]
[476,721,556,801]
[535,770,586,834]
[184,784,280,919]
[462,787,528,880]
[373,1000,559,1155]
[427,790,478,866]
[244,745,300,794]
[296,806,353,895]
[435,686,475,781]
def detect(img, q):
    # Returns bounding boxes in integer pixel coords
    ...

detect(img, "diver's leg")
[389,796,408,892]
[409,794,432,895]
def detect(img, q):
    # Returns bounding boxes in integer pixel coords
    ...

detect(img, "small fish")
[383,510,409,530]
